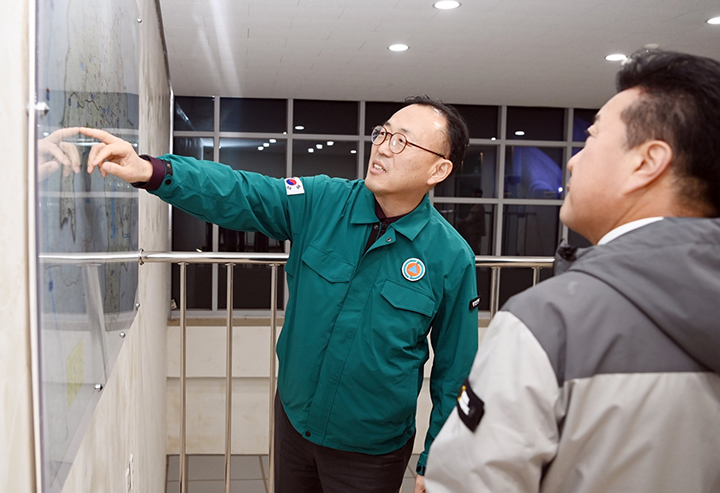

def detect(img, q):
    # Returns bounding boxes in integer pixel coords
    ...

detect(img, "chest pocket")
[380,279,436,318]
[301,244,355,283]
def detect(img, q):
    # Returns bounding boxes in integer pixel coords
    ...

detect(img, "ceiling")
[158,0,720,109]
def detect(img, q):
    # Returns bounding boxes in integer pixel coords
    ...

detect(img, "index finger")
[78,127,120,145]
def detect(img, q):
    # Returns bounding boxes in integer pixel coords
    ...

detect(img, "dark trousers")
[273,394,414,493]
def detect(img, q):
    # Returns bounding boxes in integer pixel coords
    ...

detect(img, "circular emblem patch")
[402,258,425,282]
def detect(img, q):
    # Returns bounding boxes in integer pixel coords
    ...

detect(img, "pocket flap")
[301,244,355,283]
[381,279,435,317]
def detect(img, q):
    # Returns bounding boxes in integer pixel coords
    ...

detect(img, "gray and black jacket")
[425,217,720,493]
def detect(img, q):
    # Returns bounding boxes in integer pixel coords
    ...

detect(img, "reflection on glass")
[293,140,358,179]
[220,98,287,133]
[453,104,499,139]
[173,137,213,161]
[503,205,560,256]
[220,138,286,177]
[35,0,140,488]
[573,108,598,142]
[507,106,565,141]
[293,99,358,135]
[504,147,563,199]
[434,203,495,256]
[174,96,215,131]
[435,145,497,198]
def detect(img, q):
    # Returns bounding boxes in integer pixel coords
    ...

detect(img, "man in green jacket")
[80,95,479,493]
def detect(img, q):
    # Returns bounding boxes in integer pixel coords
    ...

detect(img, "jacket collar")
[351,184,431,242]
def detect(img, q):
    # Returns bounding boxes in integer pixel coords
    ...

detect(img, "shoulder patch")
[457,379,484,432]
[285,177,305,195]
[469,296,481,310]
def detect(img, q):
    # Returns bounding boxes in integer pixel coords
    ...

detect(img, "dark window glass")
[293,100,358,135]
[507,106,565,141]
[174,96,214,132]
[171,209,213,309]
[476,268,491,312]
[434,203,495,256]
[573,108,598,142]
[293,140,358,179]
[219,138,286,178]
[504,147,563,199]
[453,104,499,139]
[365,102,404,135]
[220,98,287,133]
[498,268,553,308]
[173,137,214,161]
[435,145,497,198]
[502,205,561,256]
[218,265,285,310]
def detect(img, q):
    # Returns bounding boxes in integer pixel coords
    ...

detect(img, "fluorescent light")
[316,144,323,149]
[515,130,525,136]
[295,125,304,131]
[708,16,720,24]
[434,1,460,9]
[327,141,334,146]
[606,53,627,61]
[389,44,409,52]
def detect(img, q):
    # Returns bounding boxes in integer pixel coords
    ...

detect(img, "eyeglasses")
[370,125,447,160]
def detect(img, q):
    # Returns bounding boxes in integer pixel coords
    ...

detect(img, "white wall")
[0,1,36,492]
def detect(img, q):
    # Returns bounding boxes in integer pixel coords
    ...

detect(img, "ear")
[428,159,453,186]
[623,140,673,194]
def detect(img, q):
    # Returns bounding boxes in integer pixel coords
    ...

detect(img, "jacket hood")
[557,217,720,374]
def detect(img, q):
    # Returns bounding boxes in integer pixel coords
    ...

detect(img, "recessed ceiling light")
[350,150,357,154]
[708,16,720,24]
[606,53,627,62]
[295,125,304,131]
[434,1,460,9]
[257,146,264,151]
[515,130,525,136]
[316,144,323,149]
[308,148,314,153]
[327,141,334,146]
[269,139,277,143]
[389,44,409,52]
[263,143,270,147]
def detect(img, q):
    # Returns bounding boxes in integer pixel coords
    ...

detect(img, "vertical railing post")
[268,264,279,493]
[225,264,234,493]
[179,262,188,493]
[532,266,541,286]
[490,266,501,318]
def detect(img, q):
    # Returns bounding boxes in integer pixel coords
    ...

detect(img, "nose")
[376,134,394,156]
[567,150,581,173]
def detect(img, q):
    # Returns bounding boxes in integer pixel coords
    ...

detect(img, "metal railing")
[40,251,554,493]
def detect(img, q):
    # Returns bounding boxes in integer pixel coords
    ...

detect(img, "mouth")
[370,161,386,173]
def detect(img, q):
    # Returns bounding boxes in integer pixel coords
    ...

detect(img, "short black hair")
[403,95,469,173]
[616,49,720,216]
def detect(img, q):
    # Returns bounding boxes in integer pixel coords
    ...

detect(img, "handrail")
[38,250,554,492]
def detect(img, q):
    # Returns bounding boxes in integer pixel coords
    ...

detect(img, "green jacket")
[152,154,479,471]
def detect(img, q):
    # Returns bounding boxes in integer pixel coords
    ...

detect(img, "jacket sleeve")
[424,310,561,493]
[418,252,479,473]
[150,154,301,241]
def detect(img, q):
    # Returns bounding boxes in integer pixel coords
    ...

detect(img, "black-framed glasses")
[370,125,447,160]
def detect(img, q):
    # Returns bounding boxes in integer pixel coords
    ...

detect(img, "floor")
[166,454,420,493]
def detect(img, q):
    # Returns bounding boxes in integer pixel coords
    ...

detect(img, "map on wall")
[35,0,140,490]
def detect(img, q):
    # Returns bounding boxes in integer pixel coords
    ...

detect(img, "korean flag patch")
[457,378,484,432]
[285,177,305,195]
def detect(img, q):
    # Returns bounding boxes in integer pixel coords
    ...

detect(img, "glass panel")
[220,98,287,133]
[173,136,214,161]
[293,140,358,179]
[504,147,563,199]
[365,101,404,135]
[174,96,214,131]
[573,108,598,142]
[502,205,561,256]
[171,209,213,309]
[171,263,213,310]
[453,104,499,139]
[434,203,495,256]
[435,145,497,198]
[507,106,565,141]
[476,268,491,312]
[293,99,358,135]
[219,138,286,177]
[218,265,285,310]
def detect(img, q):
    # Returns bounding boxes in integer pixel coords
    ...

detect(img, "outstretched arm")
[79,127,152,183]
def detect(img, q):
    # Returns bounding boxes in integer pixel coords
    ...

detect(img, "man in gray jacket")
[425,49,720,493]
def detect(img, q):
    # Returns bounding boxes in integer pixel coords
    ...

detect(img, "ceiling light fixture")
[708,16,720,24]
[269,139,277,143]
[606,53,627,61]
[388,44,409,52]
[434,1,460,9]
[327,141,334,146]
[515,130,525,136]
[295,125,304,131]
